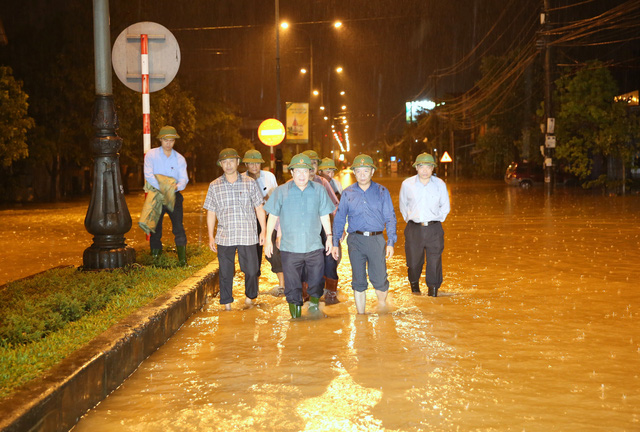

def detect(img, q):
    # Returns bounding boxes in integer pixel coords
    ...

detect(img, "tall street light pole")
[274,0,281,173]
[326,66,344,159]
[281,21,342,154]
[543,0,555,195]
[84,0,135,269]
[281,22,314,154]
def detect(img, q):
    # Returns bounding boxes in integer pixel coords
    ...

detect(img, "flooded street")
[3,176,640,430]
[0,186,211,286]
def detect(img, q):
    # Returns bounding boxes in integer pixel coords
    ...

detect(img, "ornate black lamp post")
[83,0,135,269]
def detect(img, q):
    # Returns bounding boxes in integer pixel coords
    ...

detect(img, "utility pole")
[275,0,281,122]
[542,0,555,194]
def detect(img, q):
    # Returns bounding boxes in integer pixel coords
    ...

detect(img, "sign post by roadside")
[112,22,181,241]
[257,118,286,172]
[112,22,180,154]
[440,151,452,181]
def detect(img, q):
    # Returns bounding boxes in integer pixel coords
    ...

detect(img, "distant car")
[504,161,544,189]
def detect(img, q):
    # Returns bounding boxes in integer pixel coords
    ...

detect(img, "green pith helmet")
[318,157,338,171]
[242,149,265,164]
[288,153,313,170]
[157,125,180,140]
[350,154,377,170]
[302,150,321,162]
[412,152,437,167]
[217,148,241,166]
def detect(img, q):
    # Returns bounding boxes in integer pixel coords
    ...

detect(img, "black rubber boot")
[428,286,438,297]
[176,245,187,267]
[151,249,162,264]
[410,281,421,294]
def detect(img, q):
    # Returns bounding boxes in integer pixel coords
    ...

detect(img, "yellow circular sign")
[258,119,286,147]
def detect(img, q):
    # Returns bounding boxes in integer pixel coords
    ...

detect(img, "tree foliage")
[0,66,34,167]
[472,52,543,176]
[114,79,197,167]
[474,127,514,178]
[555,61,638,185]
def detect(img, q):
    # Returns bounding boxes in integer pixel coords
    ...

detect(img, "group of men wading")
[142,126,451,319]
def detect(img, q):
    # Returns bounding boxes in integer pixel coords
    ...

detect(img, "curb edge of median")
[0,261,219,432]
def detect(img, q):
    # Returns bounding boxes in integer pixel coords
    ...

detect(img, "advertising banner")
[285,102,309,144]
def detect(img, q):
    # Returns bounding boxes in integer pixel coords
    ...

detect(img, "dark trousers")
[150,191,187,249]
[281,249,325,306]
[255,219,263,277]
[347,233,389,292]
[404,221,444,289]
[321,229,339,280]
[255,221,283,276]
[265,230,283,273]
[217,244,259,305]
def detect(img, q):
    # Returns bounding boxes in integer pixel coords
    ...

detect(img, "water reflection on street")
[3,175,640,430]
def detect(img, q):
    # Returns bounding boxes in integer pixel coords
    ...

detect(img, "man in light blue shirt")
[143,126,189,265]
[399,153,450,296]
[264,154,334,318]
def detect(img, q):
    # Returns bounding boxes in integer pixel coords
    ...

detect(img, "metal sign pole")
[141,34,151,154]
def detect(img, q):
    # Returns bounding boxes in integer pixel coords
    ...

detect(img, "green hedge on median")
[0,245,216,399]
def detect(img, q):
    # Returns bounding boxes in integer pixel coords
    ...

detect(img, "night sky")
[2,0,638,150]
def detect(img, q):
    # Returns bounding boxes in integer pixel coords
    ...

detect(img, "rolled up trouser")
[347,233,389,292]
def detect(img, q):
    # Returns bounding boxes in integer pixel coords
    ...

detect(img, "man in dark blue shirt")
[331,155,397,314]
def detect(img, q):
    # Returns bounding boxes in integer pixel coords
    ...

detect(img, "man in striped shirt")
[204,148,267,310]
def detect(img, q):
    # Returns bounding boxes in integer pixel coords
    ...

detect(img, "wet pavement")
[3,175,640,430]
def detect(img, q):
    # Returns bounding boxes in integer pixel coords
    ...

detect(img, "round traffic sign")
[112,22,180,93]
[258,119,286,146]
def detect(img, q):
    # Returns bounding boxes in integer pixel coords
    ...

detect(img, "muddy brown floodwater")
[3,174,640,431]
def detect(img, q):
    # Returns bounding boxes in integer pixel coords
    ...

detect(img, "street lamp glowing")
[313,90,319,96]
[334,21,342,28]
[340,91,345,95]
[320,106,325,110]
[341,105,347,110]
[336,66,343,73]
[300,68,307,74]
[324,116,328,120]
[280,22,289,29]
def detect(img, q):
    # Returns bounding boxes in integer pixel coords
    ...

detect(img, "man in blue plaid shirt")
[204,148,267,310]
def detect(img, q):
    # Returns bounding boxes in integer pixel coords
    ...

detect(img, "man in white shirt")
[399,153,450,296]
[143,126,189,265]
[243,149,284,294]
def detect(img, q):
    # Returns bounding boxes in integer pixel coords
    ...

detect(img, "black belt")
[354,231,383,236]
[410,220,440,226]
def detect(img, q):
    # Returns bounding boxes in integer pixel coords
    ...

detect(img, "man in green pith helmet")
[301,150,341,305]
[332,154,397,314]
[318,157,343,200]
[264,153,335,318]
[144,125,189,266]
[204,148,267,310]
[399,153,450,297]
